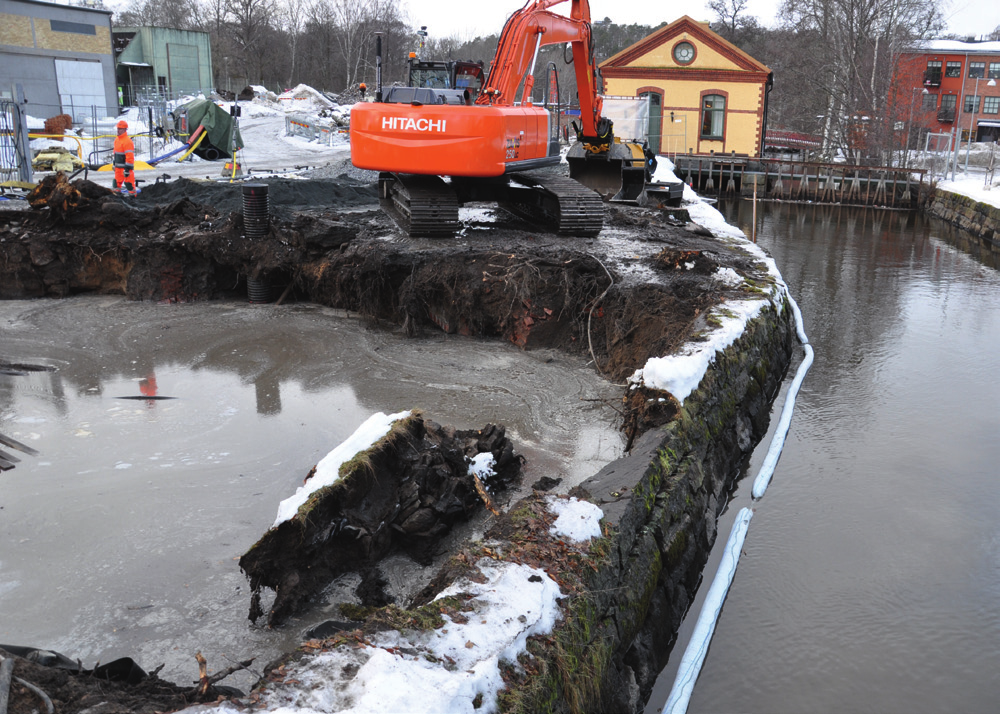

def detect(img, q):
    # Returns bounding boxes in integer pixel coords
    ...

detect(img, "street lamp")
[965,76,997,174]
[906,87,928,168]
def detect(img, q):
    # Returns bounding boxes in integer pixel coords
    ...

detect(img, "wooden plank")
[0,448,20,464]
[0,432,38,456]
[0,458,15,471]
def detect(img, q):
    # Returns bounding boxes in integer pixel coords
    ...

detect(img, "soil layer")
[0,169,773,712]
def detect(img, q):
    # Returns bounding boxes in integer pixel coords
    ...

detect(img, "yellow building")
[600,16,772,157]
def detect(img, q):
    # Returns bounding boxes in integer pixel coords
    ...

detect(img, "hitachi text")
[381,117,447,132]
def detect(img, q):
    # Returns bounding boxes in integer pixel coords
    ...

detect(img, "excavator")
[349,0,646,237]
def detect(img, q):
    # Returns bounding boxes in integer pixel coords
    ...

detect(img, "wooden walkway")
[673,156,928,210]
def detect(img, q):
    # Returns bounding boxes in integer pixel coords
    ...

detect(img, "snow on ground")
[630,156,791,404]
[547,496,603,542]
[936,174,1000,211]
[273,410,411,526]
[200,559,564,714]
[23,86,354,168]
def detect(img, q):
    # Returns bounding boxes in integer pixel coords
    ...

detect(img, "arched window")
[701,94,726,139]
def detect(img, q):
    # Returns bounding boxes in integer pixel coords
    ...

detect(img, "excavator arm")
[477,0,610,150]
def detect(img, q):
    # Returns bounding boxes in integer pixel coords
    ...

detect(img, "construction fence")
[284,114,349,145]
[1,93,32,184]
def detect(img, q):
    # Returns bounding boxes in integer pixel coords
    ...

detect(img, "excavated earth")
[0,165,769,712]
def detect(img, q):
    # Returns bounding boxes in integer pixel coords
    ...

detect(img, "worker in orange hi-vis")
[113,119,138,196]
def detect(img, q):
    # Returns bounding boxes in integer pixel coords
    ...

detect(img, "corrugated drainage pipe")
[247,277,271,304]
[242,183,269,239]
[243,183,271,303]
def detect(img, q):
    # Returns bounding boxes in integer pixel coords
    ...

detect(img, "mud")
[0,167,767,712]
[2,170,760,390]
[0,645,239,714]
[241,413,523,628]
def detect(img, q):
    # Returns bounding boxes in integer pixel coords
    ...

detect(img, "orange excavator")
[350,0,636,237]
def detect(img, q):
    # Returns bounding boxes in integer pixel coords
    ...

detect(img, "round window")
[674,41,695,64]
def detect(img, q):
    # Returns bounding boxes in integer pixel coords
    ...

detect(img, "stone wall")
[927,188,1000,247]
[518,298,795,713]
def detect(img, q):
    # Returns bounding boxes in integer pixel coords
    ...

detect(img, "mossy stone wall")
[519,299,795,713]
[927,188,1000,247]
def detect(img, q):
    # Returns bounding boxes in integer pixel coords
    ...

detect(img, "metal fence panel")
[0,93,33,183]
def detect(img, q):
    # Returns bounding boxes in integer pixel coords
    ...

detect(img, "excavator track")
[502,173,604,237]
[379,173,460,238]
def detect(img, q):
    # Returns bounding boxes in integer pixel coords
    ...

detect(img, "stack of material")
[31,148,84,173]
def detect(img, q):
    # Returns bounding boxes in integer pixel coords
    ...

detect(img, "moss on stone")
[664,528,688,569]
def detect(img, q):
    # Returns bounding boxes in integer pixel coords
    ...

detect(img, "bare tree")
[709,0,750,36]
[777,0,945,162]
[114,0,202,29]
[225,0,278,84]
[279,0,311,89]
[325,0,402,90]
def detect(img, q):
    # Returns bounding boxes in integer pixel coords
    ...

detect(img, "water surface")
[0,298,622,688]
[647,202,1000,713]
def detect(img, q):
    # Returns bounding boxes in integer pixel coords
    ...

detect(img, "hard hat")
[117,119,128,129]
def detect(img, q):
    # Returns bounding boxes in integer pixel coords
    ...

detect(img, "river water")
[647,201,1000,713]
[0,298,622,689]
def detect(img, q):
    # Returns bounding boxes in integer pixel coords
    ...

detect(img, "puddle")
[0,296,623,689]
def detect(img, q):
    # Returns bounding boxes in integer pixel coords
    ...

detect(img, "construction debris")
[31,148,84,173]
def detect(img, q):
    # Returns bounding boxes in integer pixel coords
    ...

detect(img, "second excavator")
[350,0,648,237]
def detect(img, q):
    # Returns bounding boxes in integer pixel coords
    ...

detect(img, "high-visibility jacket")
[113,133,135,173]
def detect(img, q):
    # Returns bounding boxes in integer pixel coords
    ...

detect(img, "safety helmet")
[117,119,128,129]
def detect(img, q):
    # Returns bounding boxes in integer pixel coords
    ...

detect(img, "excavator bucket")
[567,140,650,204]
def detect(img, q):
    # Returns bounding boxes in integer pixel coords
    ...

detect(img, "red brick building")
[893,40,1000,145]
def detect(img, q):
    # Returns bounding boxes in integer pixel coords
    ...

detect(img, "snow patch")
[547,496,603,542]
[239,559,563,714]
[272,410,411,527]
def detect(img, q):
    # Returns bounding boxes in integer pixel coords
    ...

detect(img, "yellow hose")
[177,130,208,162]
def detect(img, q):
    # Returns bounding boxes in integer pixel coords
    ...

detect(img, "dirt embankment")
[0,170,772,712]
[1,173,763,390]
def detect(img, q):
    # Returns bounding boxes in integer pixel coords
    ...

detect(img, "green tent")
[173,98,244,160]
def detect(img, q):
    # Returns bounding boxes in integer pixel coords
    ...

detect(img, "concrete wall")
[0,0,117,120]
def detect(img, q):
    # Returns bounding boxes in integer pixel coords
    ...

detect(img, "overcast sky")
[402,0,998,42]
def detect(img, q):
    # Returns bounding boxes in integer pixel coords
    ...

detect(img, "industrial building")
[600,15,773,158]
[0,0,118,121]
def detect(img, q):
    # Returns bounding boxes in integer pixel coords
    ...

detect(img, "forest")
[113,0,1000,161]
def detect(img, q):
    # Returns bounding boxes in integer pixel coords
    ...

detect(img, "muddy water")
[646,202,1000,713]
[0,297,622,689]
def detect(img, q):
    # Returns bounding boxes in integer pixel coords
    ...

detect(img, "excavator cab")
[406,55,485,98]
[408,59,452,89]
